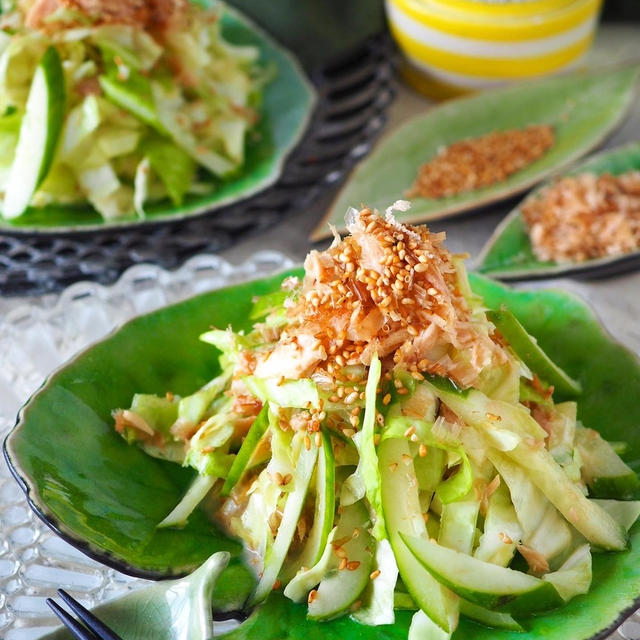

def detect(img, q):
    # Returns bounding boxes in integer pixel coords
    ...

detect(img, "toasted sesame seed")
[498,532,513,544]
[347,561,361,571]
[370,569,381,580]
[344,391,359,405]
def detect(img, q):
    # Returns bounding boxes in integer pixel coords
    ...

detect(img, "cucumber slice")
[395,591,524,631]
[504,441,628,551]
[394,590,416,610]
[400,533,562,614]
[592,499,640,531]
[221,404,269,496]
[283,528,337,603]
[358,354,385,540]
[458,600,524,632]
[487,307,581,397]
[248,440,317,606]
[307,500,374,620]
[3,46,65,219]
[157,474,216,529]
[379,438,459,632]
[414,446,446,494]
[291,429,335,571]
[438,494,480,555]
[576,426,640,499]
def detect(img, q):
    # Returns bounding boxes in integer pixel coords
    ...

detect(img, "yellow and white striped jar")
[386,0,603,98]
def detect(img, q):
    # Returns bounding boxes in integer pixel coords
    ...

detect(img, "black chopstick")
[46,589,124,640]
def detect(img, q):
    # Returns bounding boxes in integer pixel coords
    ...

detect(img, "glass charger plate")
[1,254,639,639]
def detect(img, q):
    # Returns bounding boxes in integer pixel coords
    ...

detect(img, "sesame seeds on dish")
[522,171,640,263]
[245,206,507,401]
[407,124,555,200]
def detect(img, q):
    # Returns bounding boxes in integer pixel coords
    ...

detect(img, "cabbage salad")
[114,204,640,637]
[0,0,266,220]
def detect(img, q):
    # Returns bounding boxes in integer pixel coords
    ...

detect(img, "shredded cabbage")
[0,1,265,220]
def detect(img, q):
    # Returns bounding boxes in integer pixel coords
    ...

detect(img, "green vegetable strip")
[487,307,581,397]
[248,440,317,606]
[458,601,524,632]
[283,528,337,603]
[250,290,290,320]
[504,441,628,550]
[294,429,335,570]
[436,449,473,505]
[157,474,216,529]
[361,353,385,540]
[379,438,459,632]
[438,493,480,554]
[221,404,269,496]
[396,591,524,631]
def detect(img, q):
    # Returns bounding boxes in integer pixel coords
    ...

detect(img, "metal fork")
[46,589,124,640]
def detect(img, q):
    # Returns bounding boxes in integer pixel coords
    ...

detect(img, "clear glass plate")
[1,253,639,640]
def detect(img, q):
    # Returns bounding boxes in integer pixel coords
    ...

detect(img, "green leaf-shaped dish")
[0,5,315,233]
[312,66,638,241]
[4,271,640,639]
[476,142,640,281]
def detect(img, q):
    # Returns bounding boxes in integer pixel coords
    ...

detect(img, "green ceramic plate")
[476,142,640,281]
[311,66,639,241]
[4,270,640,639]
[0,5,315,233]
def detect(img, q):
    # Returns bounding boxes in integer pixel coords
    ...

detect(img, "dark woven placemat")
[0,36,395,296]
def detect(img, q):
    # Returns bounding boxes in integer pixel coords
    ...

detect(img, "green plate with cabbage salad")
[5,205,640,640]
[0,0,315,231]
